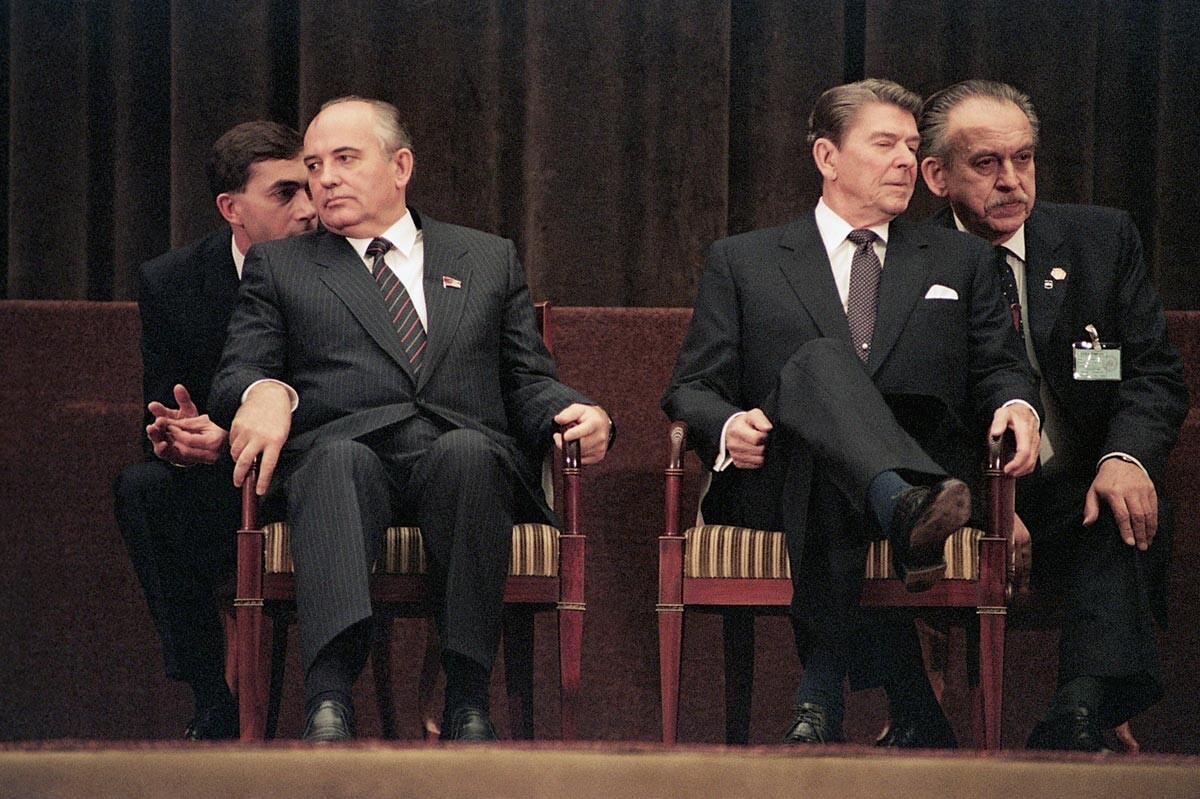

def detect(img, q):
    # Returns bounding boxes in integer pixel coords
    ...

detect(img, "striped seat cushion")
[263,522,560,577]
[682,525,983,580]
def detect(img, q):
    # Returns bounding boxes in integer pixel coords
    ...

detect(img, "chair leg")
[558,604,583,741]
[977,609,1006,750]
[372,615,398,739]
[503,606,536,740]
[236,600,267,741]
[264,610,288,740]
[722,610,755,745]
[658,606,683,744]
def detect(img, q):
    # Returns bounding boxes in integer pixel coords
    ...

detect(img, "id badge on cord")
[1072,324,1121,381]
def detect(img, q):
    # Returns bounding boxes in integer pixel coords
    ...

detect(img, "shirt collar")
[231,233,247,280]
[345,210,420,261]
[815,197,890,258]
[950,210,1027,262]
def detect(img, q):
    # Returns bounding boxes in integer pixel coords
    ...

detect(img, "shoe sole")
[899,479,970,592]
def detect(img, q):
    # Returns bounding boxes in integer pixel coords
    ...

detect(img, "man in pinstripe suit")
[206,97,612,741]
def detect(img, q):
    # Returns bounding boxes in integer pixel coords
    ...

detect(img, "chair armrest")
[241,459,260,531]
[557,424,582,537]
[664,422,688,538]
[985,430,1019,600]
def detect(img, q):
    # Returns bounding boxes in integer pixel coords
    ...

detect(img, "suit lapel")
[314,231,418,383]
[868,219,930,375]
[776,213,854,343]
[1022,206,1069,359]
[417,218,470,390]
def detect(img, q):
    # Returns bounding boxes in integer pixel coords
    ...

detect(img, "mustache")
[986,193,1030,211]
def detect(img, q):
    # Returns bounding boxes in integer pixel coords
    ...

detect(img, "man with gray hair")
[209,96,613,741]
[664,79,1040,744]
[916,79,1187,751]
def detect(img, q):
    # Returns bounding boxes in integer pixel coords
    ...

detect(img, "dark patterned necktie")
[366,237,427,371]
[995,246,1023,333]
[846,228,882,363]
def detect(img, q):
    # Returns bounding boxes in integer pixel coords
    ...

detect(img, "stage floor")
[2,741,1199,799]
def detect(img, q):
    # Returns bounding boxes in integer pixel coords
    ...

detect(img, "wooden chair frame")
[658,421,1015,748]
[228,302,585,741]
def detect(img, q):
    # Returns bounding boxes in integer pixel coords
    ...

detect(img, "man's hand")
[988,403,1040,476]
[727,408,772,469]
[1084,457,1158,551]
[553,404,611,465]
[228,382,293,495]
[146,384,228,466]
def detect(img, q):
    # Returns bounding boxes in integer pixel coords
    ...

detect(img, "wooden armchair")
[226,302,585,741]
[658,421,1017,748]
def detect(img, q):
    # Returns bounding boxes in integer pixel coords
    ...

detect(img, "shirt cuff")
[1098,452,1150,477]
[1001,398,1040,429]
[714,411,747,472]
[242,378,299,411]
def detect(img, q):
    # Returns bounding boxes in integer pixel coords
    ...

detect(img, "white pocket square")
[924,284,959,301]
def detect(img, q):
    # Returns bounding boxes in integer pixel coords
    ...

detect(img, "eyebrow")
[269,179,304,192]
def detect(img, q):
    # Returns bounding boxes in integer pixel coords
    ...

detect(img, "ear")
[920,156,950,198]
[215,192,240,226]
[392,147,414,190]
[812,138,838,181]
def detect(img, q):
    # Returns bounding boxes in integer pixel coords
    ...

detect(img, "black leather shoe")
[889,478,970,592]
[1027,706,1112,753]
[302,699,355,742]
[876,713,958,749]
[444,707,498,742]
[183,701,239,741]
[783,702,844,744]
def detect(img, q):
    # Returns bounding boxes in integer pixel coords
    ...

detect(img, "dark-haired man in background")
[916,79,1187,751]
[114,121,316,739]
[663,79,1040,745]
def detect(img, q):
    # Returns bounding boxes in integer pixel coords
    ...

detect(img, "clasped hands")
[146,384,228,466]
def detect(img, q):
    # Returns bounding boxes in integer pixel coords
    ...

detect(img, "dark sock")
[443,649,490,717]
[190,671,234,713]
[873,620,942,721]
[867,470,914,536]
[1053,676,1104,716]
[794,644,846,725]
[304,618,372,710]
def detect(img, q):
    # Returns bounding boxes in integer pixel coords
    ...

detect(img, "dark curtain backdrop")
[4,1,1199,308]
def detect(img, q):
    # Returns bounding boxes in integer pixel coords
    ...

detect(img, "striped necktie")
[366,237,427,371]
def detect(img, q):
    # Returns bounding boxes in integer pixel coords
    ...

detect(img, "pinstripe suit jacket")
[208,210,589,523]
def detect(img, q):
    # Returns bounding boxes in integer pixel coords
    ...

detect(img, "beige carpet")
[3,742,1199,799]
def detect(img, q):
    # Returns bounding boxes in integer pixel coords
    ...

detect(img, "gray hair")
[317,95,414,156]
[918,80,1039,161]
[806,79,922,147]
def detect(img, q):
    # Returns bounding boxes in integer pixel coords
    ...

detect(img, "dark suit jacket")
[208,210,588,523]
[137,228,241,459]
[662,211,1038,546]
[932,201,1188,485]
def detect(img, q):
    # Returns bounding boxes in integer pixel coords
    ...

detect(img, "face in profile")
[921,97,1036,245]
[303,101,412,238]
[228,157,317,246]
[814,101,920,227]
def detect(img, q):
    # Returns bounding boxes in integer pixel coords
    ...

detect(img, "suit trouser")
[113,460,240,683]
[1020,470,1165,727]
[774,339,947,655]
[285,416,516,674]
